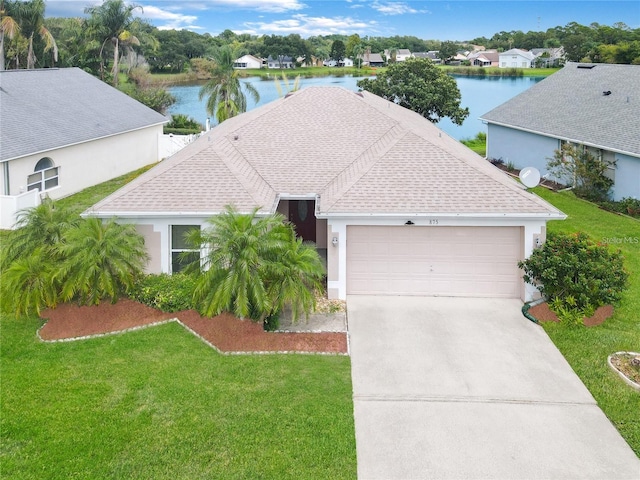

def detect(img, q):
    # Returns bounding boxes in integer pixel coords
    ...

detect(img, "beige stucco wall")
[2,125,162,200]
[136,224,162,274]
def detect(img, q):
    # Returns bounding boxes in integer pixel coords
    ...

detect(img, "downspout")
[2,161,9,195]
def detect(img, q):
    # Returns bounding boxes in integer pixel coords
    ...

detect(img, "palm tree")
[1,247,58,316]
[274,71,300,97]
[198,46,260,124]
[189,206,325,323]
[0,0,20,70]
[0,198,80,272]
[56,218,149,305]
[85,0,142,86]
[12,0,57,68]
[265,236,325,322]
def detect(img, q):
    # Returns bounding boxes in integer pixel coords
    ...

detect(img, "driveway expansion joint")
[352,394,597,406]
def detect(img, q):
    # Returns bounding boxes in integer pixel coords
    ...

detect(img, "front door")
[288,200,316,243]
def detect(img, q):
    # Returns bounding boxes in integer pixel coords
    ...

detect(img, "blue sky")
[46,0,640,41]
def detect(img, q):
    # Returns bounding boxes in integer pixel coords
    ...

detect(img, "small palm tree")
[198,46,260,124]
[266,236,325,322]
[0,198,80,272]
[190,206,325,323]
[1,247,58,316]
[274,71,301,97]
[56,218,149,305]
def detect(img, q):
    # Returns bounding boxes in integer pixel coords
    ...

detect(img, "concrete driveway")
[348,296,640,480]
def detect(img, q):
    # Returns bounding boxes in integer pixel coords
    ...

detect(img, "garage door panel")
[347,226,521,298]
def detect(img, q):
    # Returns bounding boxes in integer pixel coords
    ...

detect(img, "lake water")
[167,74,544,141]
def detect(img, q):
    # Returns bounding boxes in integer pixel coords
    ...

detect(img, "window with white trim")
[171,225,200,273]
[27,157,58,192]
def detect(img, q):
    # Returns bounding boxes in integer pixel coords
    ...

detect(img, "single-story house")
[266,55,294,69]
[412,51,441,64]
[531,47,565,68]
[384,49,412,62]
[0,67,167,229]
[480,62,640,201]
[323,58,354,67]
[499,48,536,68]
[468,50,500,67]
[359,52,385,67]
[86,87,565,301]
[233,54,263,69]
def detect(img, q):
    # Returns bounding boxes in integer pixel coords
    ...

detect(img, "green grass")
[460,132,486,156]
[533,188,640,457]
[0,316,356,479]
[55,164,155,214]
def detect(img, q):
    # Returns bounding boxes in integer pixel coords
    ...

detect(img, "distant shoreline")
[149,66,558,86]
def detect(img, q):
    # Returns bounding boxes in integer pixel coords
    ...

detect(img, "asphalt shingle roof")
[0,68,167,162]
[88,86,562,218]
[481,62,640,157]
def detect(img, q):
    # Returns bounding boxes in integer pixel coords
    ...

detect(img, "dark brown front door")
[289,200,316,242]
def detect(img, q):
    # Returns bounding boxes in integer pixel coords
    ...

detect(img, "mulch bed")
[527,302,614,327]
[38,299,347,355]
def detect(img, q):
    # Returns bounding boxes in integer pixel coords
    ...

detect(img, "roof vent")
[577,64,596,69]
[603,90,612,96]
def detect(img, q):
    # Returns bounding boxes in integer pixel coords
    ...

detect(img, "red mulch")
[528,302,614,327]
[39,299,347,354]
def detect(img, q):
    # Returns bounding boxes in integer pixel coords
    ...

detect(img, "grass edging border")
[37,317,349,356]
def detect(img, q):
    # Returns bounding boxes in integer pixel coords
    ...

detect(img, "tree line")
[2,0,639,77]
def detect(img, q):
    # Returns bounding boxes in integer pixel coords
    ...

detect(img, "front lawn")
[0,314,356,479]
[534,188,640,457]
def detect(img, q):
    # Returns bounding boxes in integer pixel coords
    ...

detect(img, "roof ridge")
[320,124,406,212]
[216,137,276,211]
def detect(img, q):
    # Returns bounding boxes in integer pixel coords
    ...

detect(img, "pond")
[167,74,544,141]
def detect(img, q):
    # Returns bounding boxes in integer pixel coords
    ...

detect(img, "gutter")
[480,119,640,159]
[1,121,168,163]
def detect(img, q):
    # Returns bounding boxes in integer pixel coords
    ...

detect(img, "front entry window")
[171,225,200,273]
[27,157,58,192]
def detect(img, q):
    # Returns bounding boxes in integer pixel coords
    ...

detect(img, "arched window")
[27,157,59,192]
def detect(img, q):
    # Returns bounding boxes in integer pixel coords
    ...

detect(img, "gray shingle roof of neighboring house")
[0,68,168,162]
[480,62,640,157]
[88,87,562,218]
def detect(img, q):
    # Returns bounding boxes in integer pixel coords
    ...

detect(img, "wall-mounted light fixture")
[332,237,338,246]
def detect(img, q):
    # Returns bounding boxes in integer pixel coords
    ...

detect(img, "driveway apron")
[347,295,640,480]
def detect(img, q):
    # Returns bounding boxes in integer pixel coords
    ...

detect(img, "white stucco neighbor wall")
[2,125,162,201]
[613,154,640,200]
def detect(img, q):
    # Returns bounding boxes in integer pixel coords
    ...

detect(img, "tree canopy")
[357,58,469,125]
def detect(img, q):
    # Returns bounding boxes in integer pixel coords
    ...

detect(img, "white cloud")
[371,1,429,16]
[139,5,200,30]
[204,0,306,13]
[243,13,377,36]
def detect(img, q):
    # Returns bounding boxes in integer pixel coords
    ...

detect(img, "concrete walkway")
[348,296,640,480]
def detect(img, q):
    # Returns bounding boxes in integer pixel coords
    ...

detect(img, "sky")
[45,0,640,41]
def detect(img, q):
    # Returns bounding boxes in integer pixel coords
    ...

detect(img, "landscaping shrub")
[599,197,640,218]
[129,273,197,312]
[519,231,628,312]
[165,114,203,133]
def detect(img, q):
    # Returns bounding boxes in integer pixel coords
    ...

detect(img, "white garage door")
[347,226,522,298]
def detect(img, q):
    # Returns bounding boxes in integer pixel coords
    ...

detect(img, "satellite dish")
[519,167,541,188]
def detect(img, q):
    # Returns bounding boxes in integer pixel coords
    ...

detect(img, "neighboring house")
[480,62,640,201]
[359,52,385,67]
[0,67,167,229]
[412,51,441,64]
[233,54,263,69]
[323,58,354,67]
[467,50,500,67]
[267,55,294,69]
[499,48,536,68]
[86,87,564,301]
[384,49,412,62]
[531,47,565,68]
